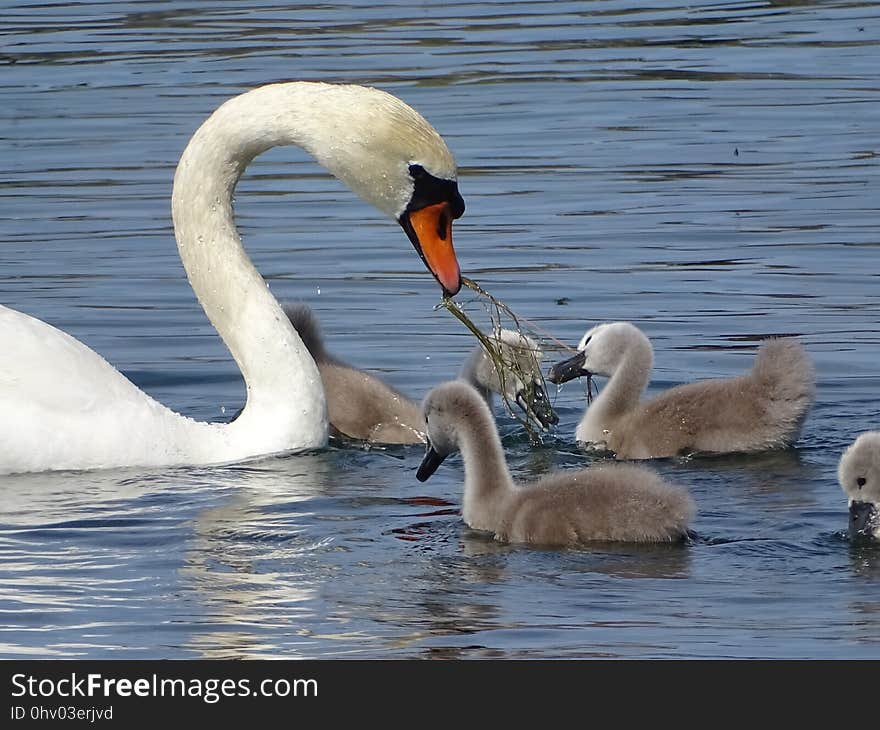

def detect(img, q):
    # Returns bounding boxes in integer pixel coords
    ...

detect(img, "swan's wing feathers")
[0,306,160,416]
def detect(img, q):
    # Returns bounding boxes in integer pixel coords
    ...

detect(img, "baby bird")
[283,303,556,444]
[838,432,880,541]
[416,380,694,546]
[548,322,815,460]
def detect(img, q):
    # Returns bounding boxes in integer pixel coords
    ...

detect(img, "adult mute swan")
[415,381,694,545]
[548,322,815,460]
[838,432,880,541]
[0,82,466,474]
[281,303,557,444]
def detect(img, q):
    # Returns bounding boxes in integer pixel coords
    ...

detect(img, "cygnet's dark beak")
[416,440,448,482]
[516,383,559,429]
[849,501,878,540]
[547,350,587,385]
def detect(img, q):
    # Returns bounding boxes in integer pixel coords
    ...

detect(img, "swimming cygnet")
[283,303,557,444]
[838,432,880,541]
[416,380,694,545]
[548,322,815,460]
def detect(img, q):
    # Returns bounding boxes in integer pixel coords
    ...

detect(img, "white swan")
[838,432,880,540]
[416,381,694,545]
[548,322,815,459]
[280,303,557,443]
[0,82,466,474]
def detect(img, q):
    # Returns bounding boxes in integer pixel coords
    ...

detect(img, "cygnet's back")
[284,303,423,443]
[499,464,695,545]
[417,380,695,546]
[627,338,815,457]
[549,322,815,459]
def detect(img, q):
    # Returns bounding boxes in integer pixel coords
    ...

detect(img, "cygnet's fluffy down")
[283,303,556,444]
[416,380,695,546]
[838,432,880,541]
[548,322,815,460]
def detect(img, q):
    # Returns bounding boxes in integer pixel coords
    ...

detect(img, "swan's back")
[498,463,694,545]
[0,305,212,473]
[619,338,814,457]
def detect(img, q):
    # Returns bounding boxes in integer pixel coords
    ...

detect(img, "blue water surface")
[1,0,879,658]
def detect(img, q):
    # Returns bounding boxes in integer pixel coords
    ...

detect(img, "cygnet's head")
[547,322,650,384]
[467,329,558,428]
[838,432,880,541]
[416,381,487,482]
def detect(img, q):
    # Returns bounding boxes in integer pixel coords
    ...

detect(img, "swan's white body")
[0,82,461,474]
[0,307,260,472]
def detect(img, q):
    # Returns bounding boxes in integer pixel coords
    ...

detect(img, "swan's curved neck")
[455,400,514,505]
[592,336,653,419]
[171,85,329,445]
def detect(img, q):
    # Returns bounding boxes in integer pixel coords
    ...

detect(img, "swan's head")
[547,322,648,384]
[468,329,558,428]
[293,83,465,296]
[838,432,880,541]
[416,380,486,481]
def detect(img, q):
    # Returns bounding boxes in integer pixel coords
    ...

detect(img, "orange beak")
[402,202,462,296]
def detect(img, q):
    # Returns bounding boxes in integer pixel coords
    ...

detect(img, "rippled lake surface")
[2,0,880,658]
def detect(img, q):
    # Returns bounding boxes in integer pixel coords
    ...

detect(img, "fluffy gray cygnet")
[416,380,695,546]
[549,322,815,460]
[838,432,880,541]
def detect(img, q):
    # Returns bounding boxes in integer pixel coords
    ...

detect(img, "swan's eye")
[405,165,465,223]
[581,335,592,349]
[857,477,867,488]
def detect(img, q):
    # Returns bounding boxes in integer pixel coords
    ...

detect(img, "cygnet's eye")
[581,335,592,349]
[857,477,867,488]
